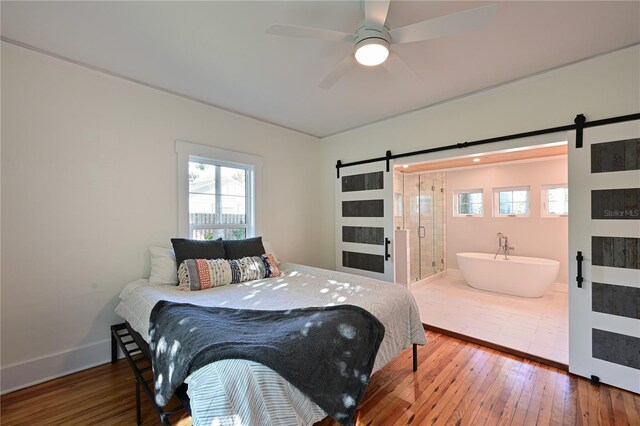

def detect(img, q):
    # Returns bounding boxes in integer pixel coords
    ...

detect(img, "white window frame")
[453,189,484,217]
[493,186,530,217]
[541,184,568,217]
[176,141,262,239]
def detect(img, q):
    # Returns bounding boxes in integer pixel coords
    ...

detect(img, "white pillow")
[148,246,178,284]
[262,240,281,265]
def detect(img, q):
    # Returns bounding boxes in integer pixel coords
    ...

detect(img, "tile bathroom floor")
[411,272,569,365]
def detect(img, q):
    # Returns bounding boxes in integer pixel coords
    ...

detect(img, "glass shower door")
[402,172,446,282]
[433,178,445,274]
[403,173,421,282]
[419,175,434,279]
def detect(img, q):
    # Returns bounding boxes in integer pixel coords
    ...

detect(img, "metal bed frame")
[111,323,190,426]
[111,322,419,425]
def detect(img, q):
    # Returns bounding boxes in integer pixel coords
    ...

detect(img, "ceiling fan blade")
[267,24,356,42]
[383,51,422,82]
[389,4,498,45]
[319,55,357,89]
[364,0,391,29]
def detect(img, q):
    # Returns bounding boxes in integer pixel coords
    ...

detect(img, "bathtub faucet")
[494,232,515,260]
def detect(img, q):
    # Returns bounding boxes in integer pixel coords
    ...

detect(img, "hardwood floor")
[2,331,639,425]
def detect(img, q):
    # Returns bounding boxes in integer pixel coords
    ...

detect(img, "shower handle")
[418,226,426,238]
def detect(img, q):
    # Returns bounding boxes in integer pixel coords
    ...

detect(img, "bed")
[115,262,426,426]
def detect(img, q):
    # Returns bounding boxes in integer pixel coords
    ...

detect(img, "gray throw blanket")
[148,301,385,425]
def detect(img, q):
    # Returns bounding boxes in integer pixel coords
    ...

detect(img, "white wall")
[445,158,568,284]
[319,45,640,270]
[0,43,321,392]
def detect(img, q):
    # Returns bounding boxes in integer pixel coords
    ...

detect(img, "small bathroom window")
[494,186,530,217]
[453,189,483,217]
[541,184,568,217]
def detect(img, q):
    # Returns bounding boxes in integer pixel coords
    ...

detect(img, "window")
[542,184,568,217]
[188,160,250,239]
[494,186,530,217]
[177,141,262,240]
[453,189,483,216]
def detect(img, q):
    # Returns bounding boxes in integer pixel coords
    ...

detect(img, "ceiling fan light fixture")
[355,38,389,66]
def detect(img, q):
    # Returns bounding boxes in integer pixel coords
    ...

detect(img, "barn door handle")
[385,238,391,261]
[576,251,584,288]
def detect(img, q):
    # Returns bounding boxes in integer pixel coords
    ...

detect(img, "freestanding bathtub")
[456,252,559,298]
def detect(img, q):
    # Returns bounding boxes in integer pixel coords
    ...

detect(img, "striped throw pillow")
[178,254,281,291]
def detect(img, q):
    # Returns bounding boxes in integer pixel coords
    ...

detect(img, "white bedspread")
[115,263,426,426]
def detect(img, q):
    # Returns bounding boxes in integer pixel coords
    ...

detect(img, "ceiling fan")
[267,1,498,89]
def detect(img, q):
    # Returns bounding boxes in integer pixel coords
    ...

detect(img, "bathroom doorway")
[393,140,570,367]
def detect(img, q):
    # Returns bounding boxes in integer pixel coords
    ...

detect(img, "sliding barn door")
[568,120,640,393]
[336,162,394,282]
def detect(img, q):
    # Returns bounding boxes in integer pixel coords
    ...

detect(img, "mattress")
[116,262,426,426]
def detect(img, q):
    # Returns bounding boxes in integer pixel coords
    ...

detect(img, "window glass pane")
[189,194,216,219]
[548,188,563,203]
[499,191,512,203]
[547,187,568,215]
[220,195,246,221]
[189,161,216,194]
[457,191,482,215]
[191,228,224,240]
[468,193,482,204]
[548,201,564,215]
[190,228,247,241]
[225,228,247,240]
[496,188,529,216]
[499,203,512,215]
[512,202,528,214]
[220,166,246,196]
[513,190,528,202]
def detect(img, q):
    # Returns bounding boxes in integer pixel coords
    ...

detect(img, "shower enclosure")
[394,172,446,282]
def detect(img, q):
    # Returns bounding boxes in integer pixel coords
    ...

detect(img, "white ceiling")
[2,1,639,138]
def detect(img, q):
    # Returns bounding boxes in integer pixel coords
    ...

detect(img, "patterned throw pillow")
[178,254,281,291]
[262,254,281,277]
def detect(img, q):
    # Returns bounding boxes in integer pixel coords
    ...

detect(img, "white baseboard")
[1,338,116,395]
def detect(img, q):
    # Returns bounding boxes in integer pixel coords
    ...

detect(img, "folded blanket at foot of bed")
[149,300,385,425]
